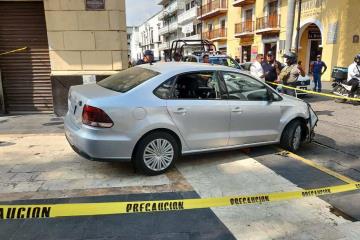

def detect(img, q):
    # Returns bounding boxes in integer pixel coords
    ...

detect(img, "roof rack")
[169,39,217,61]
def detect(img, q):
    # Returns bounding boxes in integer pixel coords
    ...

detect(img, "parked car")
[240,62,311,97]
[65,62,318,175]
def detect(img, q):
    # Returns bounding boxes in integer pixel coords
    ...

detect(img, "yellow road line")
[276,148,356,184]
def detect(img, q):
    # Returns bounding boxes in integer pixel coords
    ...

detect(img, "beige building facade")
[0,0,127,115]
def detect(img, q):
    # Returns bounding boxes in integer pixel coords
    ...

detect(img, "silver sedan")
[65,62,318,175]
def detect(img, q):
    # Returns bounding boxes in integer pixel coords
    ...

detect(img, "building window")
[186,3,190,10]
[268,0,278,16]
[191,0,195,8]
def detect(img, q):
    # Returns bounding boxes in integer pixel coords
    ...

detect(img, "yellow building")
[198,0,229,53]
[202,0,360,81]
[0,0,127,115]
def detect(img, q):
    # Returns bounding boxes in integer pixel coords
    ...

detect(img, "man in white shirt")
[347,53,360,97]
[250,54,265,80]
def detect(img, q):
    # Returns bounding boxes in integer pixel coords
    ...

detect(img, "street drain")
[0,141,15,147]
[329,206,356,222]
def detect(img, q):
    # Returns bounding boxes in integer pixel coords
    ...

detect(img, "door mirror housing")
[267,89,275,102]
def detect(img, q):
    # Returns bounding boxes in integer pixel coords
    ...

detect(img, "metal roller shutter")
[0,1,53,112]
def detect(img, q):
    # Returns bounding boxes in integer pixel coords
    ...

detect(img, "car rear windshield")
[98,67,159,93]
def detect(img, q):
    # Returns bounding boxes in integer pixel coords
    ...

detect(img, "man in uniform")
[278,52,305,96]
[136,50,155,65]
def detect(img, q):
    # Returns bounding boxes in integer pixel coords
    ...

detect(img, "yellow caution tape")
[0,47,27,56]
[1,182,359,219]
[267,81,360,102]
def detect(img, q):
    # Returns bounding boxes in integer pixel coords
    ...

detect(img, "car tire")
[280,120,303,152]
[134,132,179,176]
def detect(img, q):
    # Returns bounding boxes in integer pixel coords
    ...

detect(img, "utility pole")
[295,0,302,54]
[196,0,203,41]
[285,0,296,53]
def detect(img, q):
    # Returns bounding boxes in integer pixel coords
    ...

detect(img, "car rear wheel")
[280,120,303,152]
[134,132,179,175]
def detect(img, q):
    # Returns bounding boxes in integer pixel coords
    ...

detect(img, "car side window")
[153,77,176,99]
[221,72,270,101]
[171,72,222,100]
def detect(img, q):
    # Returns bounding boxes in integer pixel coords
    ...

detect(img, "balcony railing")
[178,7,197,24]
[233,0,256,7]
[256,15,281,33]
[197,0,228,20]
[159,22,179,35]
[203,28,227,40]
[235,21,254,37]
[158,1,178,20]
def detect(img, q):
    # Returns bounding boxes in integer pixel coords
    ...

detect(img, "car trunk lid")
[68,84,120,127]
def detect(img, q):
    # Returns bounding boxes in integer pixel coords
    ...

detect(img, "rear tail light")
[82,105,114,128]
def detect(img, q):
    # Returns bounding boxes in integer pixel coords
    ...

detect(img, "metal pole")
[295,0,302,54]
[200,0,203,41]
[285,0,296,52]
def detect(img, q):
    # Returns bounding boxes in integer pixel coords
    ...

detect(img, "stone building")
[0,0,127,115]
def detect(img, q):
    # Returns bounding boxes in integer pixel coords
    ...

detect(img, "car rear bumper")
[64,114,132,162]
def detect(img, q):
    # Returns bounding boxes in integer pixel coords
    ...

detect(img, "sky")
[126,0,162,26]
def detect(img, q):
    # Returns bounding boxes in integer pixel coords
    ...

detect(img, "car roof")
[138,62,241,74]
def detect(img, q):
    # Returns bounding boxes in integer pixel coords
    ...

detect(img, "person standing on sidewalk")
[310,54,327,92]
[261,51,283,88]
[278,52,305,97]
[250,54,265,80]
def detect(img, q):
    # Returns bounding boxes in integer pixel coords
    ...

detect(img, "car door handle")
[232,107,243,113]
[174,108,187,114]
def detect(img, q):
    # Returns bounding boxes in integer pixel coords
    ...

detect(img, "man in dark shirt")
[261,51,282,88]
[310,55,327,92]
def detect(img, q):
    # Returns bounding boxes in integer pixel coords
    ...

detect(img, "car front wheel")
[134,132,179,175]
[280,120,303,152]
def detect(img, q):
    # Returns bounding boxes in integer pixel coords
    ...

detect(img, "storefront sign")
[327,22,338,44]
[308,30,321,39]
[86,0,105,10]
[300,0,324,18]
[240,36,254,45]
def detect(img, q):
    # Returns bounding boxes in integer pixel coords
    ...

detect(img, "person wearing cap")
[261,51,283,88]
[136,50,155,65]
[278,52,305,96]
[310,54,327,92]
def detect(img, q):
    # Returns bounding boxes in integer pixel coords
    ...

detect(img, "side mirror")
[267,89,274,102]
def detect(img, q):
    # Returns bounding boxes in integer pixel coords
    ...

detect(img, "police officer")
[137,50,155,65]
[278,52,305,96]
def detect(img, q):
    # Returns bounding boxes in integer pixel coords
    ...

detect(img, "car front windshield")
[98,67,159,93]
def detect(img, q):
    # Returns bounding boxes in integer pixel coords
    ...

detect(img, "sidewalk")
[0,114,64,135]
